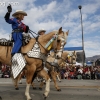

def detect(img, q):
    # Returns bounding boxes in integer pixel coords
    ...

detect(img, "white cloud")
[65,37,100,57]
[68,10,80,21]
[67,38,82,47]
[83,1,100,14]
[85,41,100,49]
[0,28,9,39]
[85,49,100,57]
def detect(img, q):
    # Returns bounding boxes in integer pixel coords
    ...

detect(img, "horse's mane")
[63,51,75,54]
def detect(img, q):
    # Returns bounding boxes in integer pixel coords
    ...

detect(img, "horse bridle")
[53,31,67,54]
[29,29,67,54]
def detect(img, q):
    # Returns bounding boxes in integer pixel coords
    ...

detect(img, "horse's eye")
[73,58,75,60]
[57,40,60,42]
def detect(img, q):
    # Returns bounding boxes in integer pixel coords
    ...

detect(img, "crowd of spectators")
[0,64,11,78]
[60,65,100,80]
[0,63,100,80]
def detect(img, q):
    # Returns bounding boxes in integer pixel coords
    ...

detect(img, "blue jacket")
[6,17,26,30]
[6,17,27,54]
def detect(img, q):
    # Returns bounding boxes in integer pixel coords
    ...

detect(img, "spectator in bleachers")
[77,66,83,79]
[91,69,95,79]
[85,68,91,79]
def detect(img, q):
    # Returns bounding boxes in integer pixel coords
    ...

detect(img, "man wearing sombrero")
[4,4,29,57]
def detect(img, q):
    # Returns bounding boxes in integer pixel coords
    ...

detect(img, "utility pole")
[78,5,85,67]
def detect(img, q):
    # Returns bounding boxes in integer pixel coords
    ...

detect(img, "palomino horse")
[67,51,77,66]
[17,52,69,90]
[18,51,77,91]
[0,27,69,100]
[31,51,77,91]
[16,51,76,91]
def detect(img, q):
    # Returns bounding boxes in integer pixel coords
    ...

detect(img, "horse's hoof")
[33,87,37,90]
[43,94,47,100]
[44,96,47,100]
[39,87,42,90]
[15,87,19,90]
[26,98,32,100]
[57,89,61,91]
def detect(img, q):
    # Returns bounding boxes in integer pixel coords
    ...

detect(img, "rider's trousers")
[11,32,23,54]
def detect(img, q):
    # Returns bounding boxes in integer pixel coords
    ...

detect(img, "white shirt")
[78,69,83,74]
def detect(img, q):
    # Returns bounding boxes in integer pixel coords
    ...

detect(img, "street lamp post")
[78,5,85,67]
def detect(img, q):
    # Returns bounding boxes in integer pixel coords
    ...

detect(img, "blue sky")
[0,0,100,57]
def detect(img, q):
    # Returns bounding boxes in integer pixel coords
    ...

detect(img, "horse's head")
[67,51,77,64]
[52,27,69,58]
[38,27,69,58]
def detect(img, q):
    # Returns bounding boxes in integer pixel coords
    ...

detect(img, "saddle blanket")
[27,42,47,61]
[11,53,26,79]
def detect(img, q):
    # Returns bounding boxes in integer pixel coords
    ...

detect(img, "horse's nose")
[56,55,60,59]
[73,58,75,60]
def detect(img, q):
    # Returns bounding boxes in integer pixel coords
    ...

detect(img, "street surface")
[0,78,100,100]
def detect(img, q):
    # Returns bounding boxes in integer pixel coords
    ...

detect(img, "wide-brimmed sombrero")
[12,10,27,17]
[38,29,46,34]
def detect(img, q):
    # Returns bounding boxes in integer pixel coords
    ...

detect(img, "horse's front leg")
[18,72,23,84]
[31,82,37,89]
[11,72,20,90]
[51,71,61,91]
[25,83,31,100]
[32,76,41,89]
[38,69,50,99]
[25,65,36,100]
[39,80,45,90]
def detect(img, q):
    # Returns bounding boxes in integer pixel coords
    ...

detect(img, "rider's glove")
[7,4,12,13]
[25,26,29,33]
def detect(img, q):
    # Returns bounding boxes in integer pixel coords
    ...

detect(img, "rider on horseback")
[38,29,46,35]
[4,4,29,56]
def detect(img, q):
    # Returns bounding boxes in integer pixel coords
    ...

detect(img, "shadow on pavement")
[0,96,2,100]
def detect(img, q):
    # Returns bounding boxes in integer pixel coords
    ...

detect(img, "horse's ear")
[58,27,62,33]
[66,30,69,35]
[74,50,76,54]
